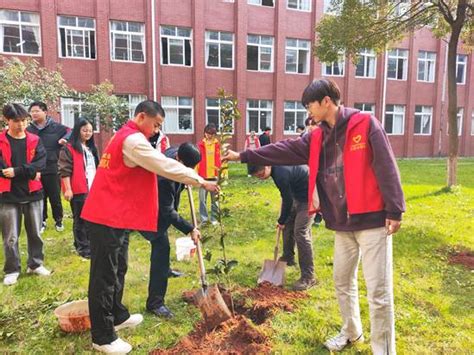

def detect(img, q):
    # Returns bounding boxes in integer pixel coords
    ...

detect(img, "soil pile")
[449,251,474,269]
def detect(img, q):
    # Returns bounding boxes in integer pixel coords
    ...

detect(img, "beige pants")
[334,227,395,355]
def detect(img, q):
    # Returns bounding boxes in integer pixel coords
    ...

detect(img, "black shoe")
[168,269,184,278]
[148,305,174,319]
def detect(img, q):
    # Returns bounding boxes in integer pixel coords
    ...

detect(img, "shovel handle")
[273,227,281,262]
[187,185,208,289]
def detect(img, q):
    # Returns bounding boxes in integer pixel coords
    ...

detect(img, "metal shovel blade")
[193,284,232,329]
[258,259,286,286]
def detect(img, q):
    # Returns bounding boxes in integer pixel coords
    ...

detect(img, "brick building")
[0,0,473,156]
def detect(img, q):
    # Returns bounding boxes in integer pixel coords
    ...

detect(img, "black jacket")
[26,117,69,175]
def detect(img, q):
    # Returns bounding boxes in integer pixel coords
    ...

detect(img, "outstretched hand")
[222,150,240,163]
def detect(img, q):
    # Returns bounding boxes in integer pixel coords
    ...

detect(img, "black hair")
[3,103,29,121]
[304,117,312,126]
[69,118,99,166]
[296,125,305,131]
[264,127,271,132]
[134,100,166,118]
[204,123,217,134]
[177,142,201,168]
[247,164,265,175]
[301,79,341,107]
[28,101,48,112]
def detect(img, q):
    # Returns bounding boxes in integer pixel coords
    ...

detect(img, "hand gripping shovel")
[258,228,286,286]
[186,185,232,329]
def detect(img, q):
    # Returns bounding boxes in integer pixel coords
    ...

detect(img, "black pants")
[140,230,170,310]
[70,195,90,256]
[87,222,130,345]
[41,173,63,224]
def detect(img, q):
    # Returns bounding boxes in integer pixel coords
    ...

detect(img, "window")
[471,113,474,136]
[110,20,145,62]
[160,26,192,66]
[456,54,467,84]
[384,105,405,135]
[247,100,273,133]
[0,10,40,55]
[387,48,408,80]
[284,101,306,134]
[417,51,436,82]
[322,53,345,76]
[355,49,376,78]
[287,0,311,11]
[323,0,339,14]
[247,35,274,72]
[354,103,375,115]
[414,105,432,135]
[285,38,310,74]
[391,0,410,18]
[206,98,234,133]
[60,97,100,132]
[248,0,274,6]
[205,31,233,69]
[448,108,463,136]
[58,16,95,59]
[119,94,147,117]
[161,96,193,133]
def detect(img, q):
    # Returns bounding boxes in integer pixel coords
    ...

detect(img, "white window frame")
[246,100,273,134]
[414,105,433,135]
[206,98,234,134]
[57,16,96,60]
[417,50,436,82]
[284,101,306,135]
[384,104,405,135]
[456,54,467,85]
[110,20,145,63]
[471,112,474,136]
[0,10,41,56]
[355,49,377,78]
[354,103,375,115]
[322,53,345,77]
[323,0,340,14]
[387,48,408,80]
[160,25,192,67]
[60,97,100,133]
[287,0,311,12]
[247,34,274,72]
[118,94,147,118]
[447,108,464,136]
[285,38,310,74]
[205,30,234,70]
[161,96,194,134]
[248,0,275,7]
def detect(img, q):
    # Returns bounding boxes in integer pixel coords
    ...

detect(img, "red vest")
[245,135,261,149]
[197,139,221,179]
[159,135,170,153]
[0,131,42,193]
[81,121,159,232]
[62,144,88,195]
[308,113,384,215]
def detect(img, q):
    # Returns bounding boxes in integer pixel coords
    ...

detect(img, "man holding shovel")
[223,79,405,354]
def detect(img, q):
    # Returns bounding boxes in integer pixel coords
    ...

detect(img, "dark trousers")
[41,173,63,224]
[140,230,170,310]
[70,195,90,256]
[87,222,130,345]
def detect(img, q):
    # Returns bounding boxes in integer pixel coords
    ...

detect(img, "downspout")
[381,48,388,127]
[151,0,157,101]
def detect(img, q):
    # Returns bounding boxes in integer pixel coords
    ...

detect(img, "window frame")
[285,38,311,75]
[383,104,405,135]
[287,0,311,12]
[247,34,274,72]
[0,10,41,56]
[283,100,307,135]
[322,52,345,77]
[205,30,234,70]
[417,50,436,83]
[355,49,377,78]
[110,20,146,63]
[60,97,100,133]
[456,54,467,85]
[413,105,433,136]
[206,98,234,134]
[447,108,464,136]
[248,0,275,7]
[161,96,194,134]
[354,103,375,115]
[246,99,273,134]
[57,15,96,60]
[387,48,408,81]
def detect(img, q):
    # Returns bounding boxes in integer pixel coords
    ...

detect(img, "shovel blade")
[194,284,232,329]
[258,259,286,286]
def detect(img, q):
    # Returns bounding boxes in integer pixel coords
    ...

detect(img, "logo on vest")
[350,134,366,151]
[99,153,111,169]
[29,149,36,161]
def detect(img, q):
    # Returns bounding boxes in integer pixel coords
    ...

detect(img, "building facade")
[1,0,473,156]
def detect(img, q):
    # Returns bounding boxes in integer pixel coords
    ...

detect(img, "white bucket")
[175,237,196,261]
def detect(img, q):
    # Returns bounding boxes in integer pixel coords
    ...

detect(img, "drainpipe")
[381,48,388,126]
[151,0,157,101]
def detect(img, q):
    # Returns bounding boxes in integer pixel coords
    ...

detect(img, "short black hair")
[264,127,271,132]
[28,101,48,112]
[204,123,217,134]
[3,103,29,121]
[296,125,305,131]
[134,100,165,118]
[304,117,312,126]
[301,79,341,107]
[247,164,265,175]
[177,142,201,168]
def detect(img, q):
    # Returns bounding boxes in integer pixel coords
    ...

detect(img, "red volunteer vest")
[0,131,42,193]
[62,144,88,195]
[245,136,261,149]
[197,139,221,179]
[81,121,159,232]
[308,113,384,215]
[159,135,170,153]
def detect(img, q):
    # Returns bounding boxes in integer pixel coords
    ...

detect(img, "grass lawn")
[0,158,473,354]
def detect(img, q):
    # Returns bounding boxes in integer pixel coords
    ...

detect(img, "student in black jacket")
[139,142,202,318]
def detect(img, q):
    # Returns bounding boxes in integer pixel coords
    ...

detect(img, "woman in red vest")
[58,118,99,259]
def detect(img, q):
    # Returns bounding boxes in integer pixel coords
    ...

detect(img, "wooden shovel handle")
[273,227,281,262]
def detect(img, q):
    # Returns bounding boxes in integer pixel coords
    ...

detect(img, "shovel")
[258,228,286,286]
[186,185,232,329]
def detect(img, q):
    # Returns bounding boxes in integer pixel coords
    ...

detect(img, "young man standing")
[0,104,49,286]
[81,101,218,353]
[27,101,69,232]
[224,79,405,354]
[258,127,272,146]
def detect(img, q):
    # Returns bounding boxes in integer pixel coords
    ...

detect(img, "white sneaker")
[324,332,364,352]
[26,265,51,276]
[3,272,20,286]
[92,338,132,353]
[211,220,218,226]
[114,314,143,331]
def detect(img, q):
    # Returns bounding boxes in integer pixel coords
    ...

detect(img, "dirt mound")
[449,251,474,269]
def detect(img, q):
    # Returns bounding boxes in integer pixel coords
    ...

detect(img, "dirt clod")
[449,251,474,269]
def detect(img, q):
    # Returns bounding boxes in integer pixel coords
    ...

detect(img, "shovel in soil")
[258,228,286,286]
[186,185,232,329]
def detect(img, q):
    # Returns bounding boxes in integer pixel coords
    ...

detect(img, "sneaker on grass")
[3,272,20,286]
[324,332,364,352]
[92,338,132,353]
[26,265,51,276]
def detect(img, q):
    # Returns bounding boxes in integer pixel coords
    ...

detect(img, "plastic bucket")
[175,237,196,261]
[54,300,91,333]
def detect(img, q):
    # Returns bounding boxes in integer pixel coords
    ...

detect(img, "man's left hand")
[2,168,15,178]
[201,181,220,193]
[385,219,401,235]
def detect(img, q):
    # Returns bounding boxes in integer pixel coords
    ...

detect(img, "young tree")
[315,0,473,187]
